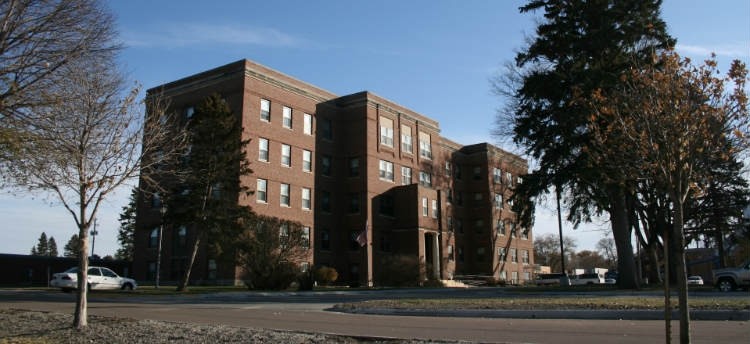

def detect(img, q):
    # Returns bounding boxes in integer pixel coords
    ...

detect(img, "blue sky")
[1,0,748,256]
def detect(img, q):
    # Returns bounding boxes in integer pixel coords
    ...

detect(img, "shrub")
[314,266,338,286]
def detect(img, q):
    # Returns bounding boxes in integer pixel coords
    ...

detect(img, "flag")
[356,220,368,247]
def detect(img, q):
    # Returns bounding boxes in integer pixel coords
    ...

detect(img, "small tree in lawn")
[236,214,310,290]
[591,51,748,344]
[165,93,252,292]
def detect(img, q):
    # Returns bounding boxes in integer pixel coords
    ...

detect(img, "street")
[1,289,747,343]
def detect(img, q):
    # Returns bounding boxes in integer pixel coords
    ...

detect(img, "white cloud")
[122,23,304,49]
[676,43,750,59]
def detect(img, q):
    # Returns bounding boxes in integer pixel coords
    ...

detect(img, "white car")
[687,275,704,285]
[50,266,137,292]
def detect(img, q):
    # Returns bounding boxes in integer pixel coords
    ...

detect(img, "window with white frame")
[282,106,292,129]
[258,138,269,162]
[419,171,431,187]
[280,183,290,207]
[379,160,394,181]
[260,99,270,121]
[522,228,529,240]
[512,271,519,284]
[498,247,506,261]
[510,248,518,263]
[511,222,517,237]
[302,150,312,172]
[522,250,529,265]
[418,131,432,159]
[281,144,291,167]
[496,219,505,236]
[506,171,513,186]
[302,227,310,248]
[422,197,428,217]
[447,245,454,260]
[494,193,503,208]
[301,188,311,210]
[431,199,438,218]
[500,270,507,281]
[303,113,312,135]
[401,166,412,185]
[445,161,451,176]
[380,116,393,147]
[401,125,412,153]
[493,168,502,184]
[256,179,267,203]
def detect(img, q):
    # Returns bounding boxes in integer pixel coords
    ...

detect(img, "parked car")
[569,273,605,285]
[50,266,137,292]
[535,273,566,286]
[713,260,750,292]
[687,275,704,285]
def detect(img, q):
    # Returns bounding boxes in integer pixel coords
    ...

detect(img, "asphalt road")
[1,288,748,344]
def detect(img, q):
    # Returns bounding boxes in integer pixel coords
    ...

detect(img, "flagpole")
[366,219,373,287]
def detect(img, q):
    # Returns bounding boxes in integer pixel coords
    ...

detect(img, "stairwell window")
[418,132,432,159]
[380,116,393,147]
[422,197,428,217]
[303,113,313,135]
[401,125,412,153]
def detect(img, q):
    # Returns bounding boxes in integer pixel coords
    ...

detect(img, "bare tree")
[0,56,185,328]
[596,236,617,269]
[0,0,118,140]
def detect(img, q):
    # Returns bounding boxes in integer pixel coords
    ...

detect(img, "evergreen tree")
[48,237,58,257]
[64,234,81,258]
[499,0,674,290]
[115,188,138,261]
[30,246,37,256]
[166,93,252,292]
[34,232,49,256]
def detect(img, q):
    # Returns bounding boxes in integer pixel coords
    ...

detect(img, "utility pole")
[90,219,98,257]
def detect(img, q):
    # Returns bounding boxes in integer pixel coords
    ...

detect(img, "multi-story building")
[133,59,533,286]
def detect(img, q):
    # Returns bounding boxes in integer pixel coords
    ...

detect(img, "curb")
[331,307,750,321]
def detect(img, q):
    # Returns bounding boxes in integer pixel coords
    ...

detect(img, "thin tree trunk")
[74,223,90,329]
[177,237,200,292]
[664,223,671,344]
[673,199,691,344]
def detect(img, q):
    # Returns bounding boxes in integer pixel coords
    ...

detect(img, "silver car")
[50,266,137,292]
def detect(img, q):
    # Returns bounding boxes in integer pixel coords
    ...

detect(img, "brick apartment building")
[133,59,533,286]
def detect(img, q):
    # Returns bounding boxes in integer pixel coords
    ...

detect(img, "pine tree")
[64,234,81,258]
[34,232,49,256]
[501,0,674,290]
[115,188,137,261]
[165,93,253,292]
[48,237,58,257]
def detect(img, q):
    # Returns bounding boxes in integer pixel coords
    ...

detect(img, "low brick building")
[133,59,533,286]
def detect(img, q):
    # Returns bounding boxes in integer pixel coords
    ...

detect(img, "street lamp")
[155,205,166,289]
[90,219,98,257]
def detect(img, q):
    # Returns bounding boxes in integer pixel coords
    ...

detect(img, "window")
[522,228,529,240]
[474,219,484,232]
[431,200,438,218]
[321,118,332,140]
[511,223,517,237]
[458,247,464,262]
[282,106,292,129]
[321,190,331,212]
[512,271,519,284]
[447,245,454,260]
[321,155,331,176]
[349,157,359,177]
[379,195,394,216]
[447,216,454,231]
[494,193,503,208]
[500,270,507,281]
[498,247,506,261]
[506,172,513,186]
[523,272,531,281]
[419,171,431,187]
[379,160,394,181]
[454,165,462,180]
[302,150,312,172]
[496,219,505,236]
[149,228,159,248]
[511,248,518,263]
[151,193,162,208]
[302,188,311,210]
[493,168,502,184]
[473,166,481,180]
[401,125,412,153]
[302,227,310,248]
[320,230,330,250]
[281,144,291,167]
[522,250,530,265]
[256,179,267,202]
[418,132,432,159]
[379,116,393,147]
[401,166,412,185]
[258,138,269,162]
[476,247,486,262]
[260,99,270,121]
[444,162,451,176]
[422,197,428,217]
[446,189,453,204]
[280,183,290,207]
[349,193,360,213]
[303,113,312,135]
[185,106,194,119]
[473,193,483,202]
[210,182,222,199]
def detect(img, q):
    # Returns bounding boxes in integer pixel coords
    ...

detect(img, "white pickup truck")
[569,273,605,285]
[713,260,750,292]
